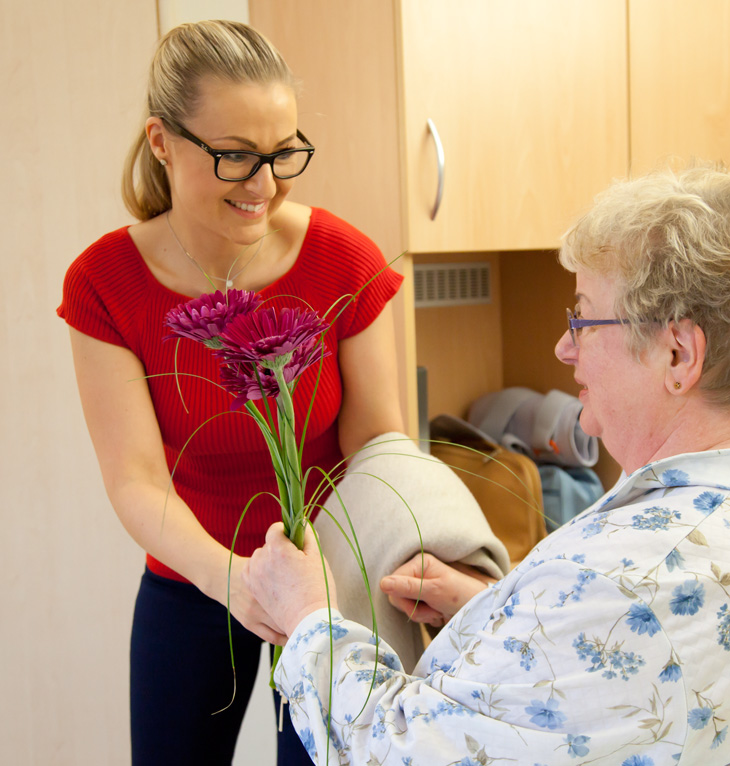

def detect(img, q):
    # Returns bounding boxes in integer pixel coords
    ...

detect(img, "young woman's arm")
[68,327,286,644]
[336,301,405,460]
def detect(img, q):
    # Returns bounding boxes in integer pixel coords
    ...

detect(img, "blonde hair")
[122,20,296,221]
[560,162,730,405]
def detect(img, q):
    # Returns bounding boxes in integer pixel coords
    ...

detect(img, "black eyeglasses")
[566,307,625,347]
[163,119,315,182]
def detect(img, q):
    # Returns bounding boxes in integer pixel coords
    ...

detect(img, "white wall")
[0,0,275,762]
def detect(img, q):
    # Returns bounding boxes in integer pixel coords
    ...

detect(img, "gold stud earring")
[674,381,682,390]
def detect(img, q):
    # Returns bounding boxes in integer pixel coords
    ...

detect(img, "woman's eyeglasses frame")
[161,118,315,182]
[565,307,626,347]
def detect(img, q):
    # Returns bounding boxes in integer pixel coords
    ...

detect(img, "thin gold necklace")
[166,211,265,290]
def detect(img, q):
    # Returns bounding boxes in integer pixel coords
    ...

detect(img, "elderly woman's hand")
[380,553,494,627]
[228,555,288,645]
[244,522,337,641]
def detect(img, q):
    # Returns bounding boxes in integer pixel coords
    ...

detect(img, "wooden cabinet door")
[249,0,420,435]
[629,0,730,174]
[399,0,628,252]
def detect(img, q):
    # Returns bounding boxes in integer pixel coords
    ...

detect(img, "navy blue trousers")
[130,568,312,765]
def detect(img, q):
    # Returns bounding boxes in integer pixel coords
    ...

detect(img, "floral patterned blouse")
[275,450,730,765]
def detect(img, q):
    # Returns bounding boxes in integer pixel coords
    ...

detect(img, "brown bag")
[429,415,547,566]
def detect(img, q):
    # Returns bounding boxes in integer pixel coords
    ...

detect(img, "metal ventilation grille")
[414,262,492,308]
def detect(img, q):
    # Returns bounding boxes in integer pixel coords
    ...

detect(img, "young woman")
[58,20,403,765]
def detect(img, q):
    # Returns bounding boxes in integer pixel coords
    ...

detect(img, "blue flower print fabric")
[275,451,730,765]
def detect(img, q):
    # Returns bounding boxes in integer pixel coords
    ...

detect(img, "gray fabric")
[313,432,510,672]
[468,387,598,467]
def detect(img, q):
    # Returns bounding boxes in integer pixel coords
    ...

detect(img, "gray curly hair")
[559,162,730,406]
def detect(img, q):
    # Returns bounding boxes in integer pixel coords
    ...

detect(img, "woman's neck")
[624,401,730,473]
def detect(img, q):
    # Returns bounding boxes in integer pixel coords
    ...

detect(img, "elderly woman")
[245,164,730,765]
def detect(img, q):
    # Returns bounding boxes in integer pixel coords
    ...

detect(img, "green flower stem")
[274,368,305,548]
[245,400,292,518]
[268,367,307,690]
[271,644,283,690]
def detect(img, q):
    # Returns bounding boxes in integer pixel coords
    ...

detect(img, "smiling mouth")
[226,199,265,213]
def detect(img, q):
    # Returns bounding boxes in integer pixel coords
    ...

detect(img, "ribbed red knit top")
[58,208,403,581]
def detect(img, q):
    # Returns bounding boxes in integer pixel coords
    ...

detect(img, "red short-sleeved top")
[58,207,403,580]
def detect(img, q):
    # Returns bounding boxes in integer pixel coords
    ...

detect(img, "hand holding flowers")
[245,522,337,639]
[228,556,288,646]
[165,287,333,679]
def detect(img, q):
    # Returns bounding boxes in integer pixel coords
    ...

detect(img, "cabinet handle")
[427,118,444,220]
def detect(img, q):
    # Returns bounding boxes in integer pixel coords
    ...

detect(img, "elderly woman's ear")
[665,319,706,394]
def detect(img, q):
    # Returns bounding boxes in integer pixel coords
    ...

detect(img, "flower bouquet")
[164,287,342,685]
[165,287,329,535]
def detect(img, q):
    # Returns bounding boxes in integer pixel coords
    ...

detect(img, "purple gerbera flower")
[219,340,329,406]
[216,307,330,406]
[219,361,280,406]
[219,306,329,362]
[219,359,292,406]
[164,289,262,347]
